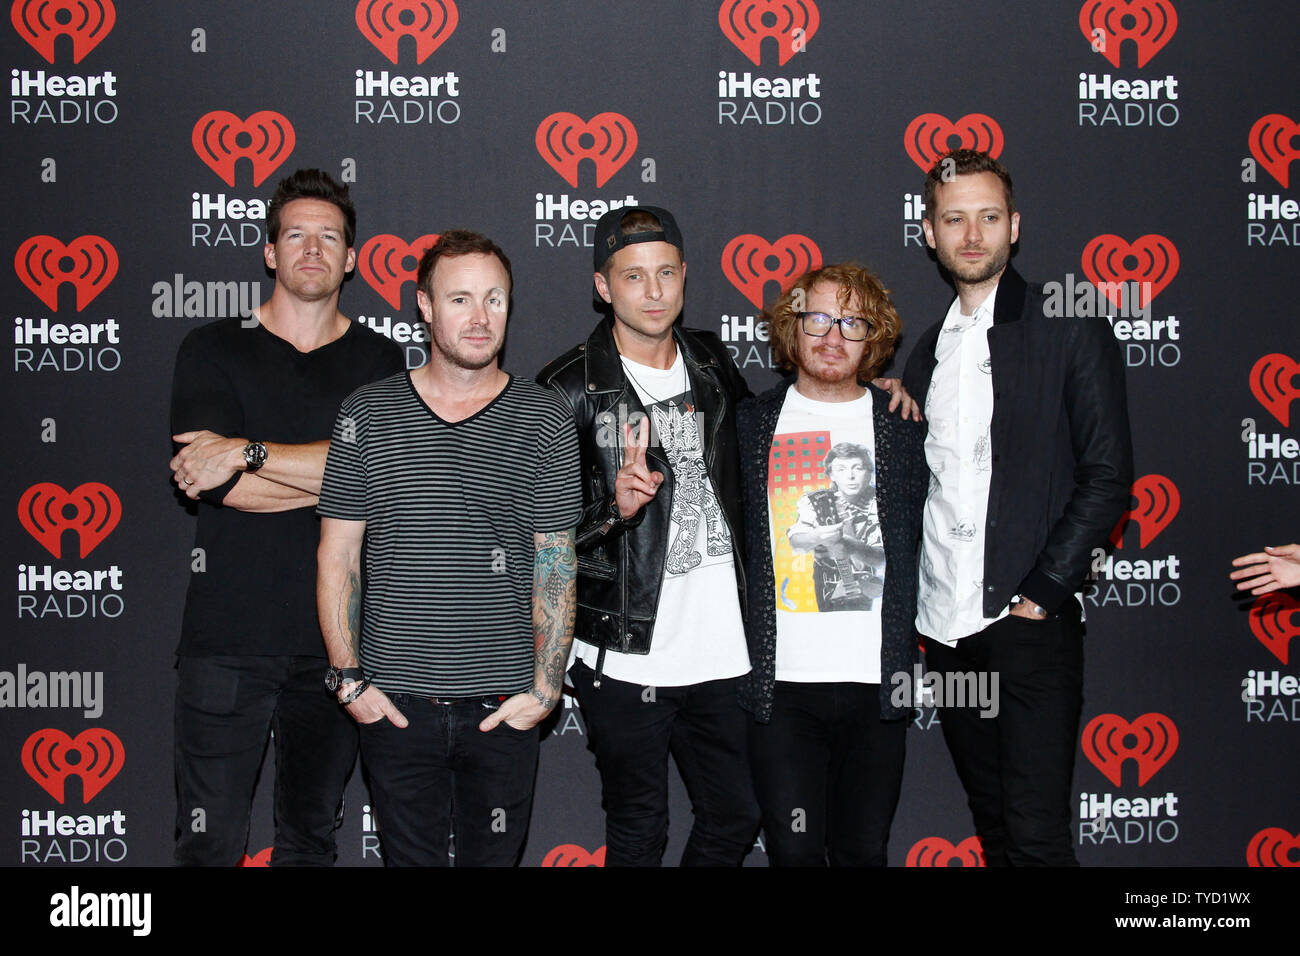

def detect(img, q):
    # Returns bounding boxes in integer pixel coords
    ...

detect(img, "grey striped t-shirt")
[318,372,582,697]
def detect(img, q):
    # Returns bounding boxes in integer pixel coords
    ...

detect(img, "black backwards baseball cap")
[592,205,684,271]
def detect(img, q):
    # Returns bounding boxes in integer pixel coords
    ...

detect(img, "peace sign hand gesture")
[614,416,664,519]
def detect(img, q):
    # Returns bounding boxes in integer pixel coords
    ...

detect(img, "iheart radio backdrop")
[2,0,1298,868]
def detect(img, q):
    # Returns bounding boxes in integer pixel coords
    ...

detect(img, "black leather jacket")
[902,266,1133,617]
[537,319,752,676]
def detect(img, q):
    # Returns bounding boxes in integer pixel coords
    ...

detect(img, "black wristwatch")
[242,440,267,472]
[325,666,366,692]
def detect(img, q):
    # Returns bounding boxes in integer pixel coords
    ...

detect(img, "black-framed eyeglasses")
[798,311,869,341]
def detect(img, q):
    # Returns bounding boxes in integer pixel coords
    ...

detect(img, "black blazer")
[902,265,1134,617]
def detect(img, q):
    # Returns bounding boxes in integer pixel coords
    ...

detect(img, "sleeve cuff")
[1016,568,1072,615]
[197,471,241,506]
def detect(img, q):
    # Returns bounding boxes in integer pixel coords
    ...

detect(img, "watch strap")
[338,678,372,705]
[325,666,366,692]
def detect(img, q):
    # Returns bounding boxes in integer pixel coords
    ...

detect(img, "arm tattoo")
[343,568,362,659]
[532,529,576,705]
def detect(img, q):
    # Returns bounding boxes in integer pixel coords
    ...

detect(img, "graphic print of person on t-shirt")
[777,438,885,613]
[644,388,731,575]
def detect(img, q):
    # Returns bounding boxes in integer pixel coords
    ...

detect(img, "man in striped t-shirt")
[316,231,581,866]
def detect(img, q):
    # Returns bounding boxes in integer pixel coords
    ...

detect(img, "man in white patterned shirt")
[903,149,1132,866]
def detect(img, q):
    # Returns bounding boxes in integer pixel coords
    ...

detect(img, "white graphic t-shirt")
[573,348,750,686]
[768,385,884,683]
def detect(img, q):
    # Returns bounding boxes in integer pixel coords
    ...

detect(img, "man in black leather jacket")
[538,206,759,866]
[902,150,1133,866]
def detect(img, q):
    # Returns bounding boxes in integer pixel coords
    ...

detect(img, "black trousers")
[173,654,356,866]
[569,660,760,867]
[359,694,539,867]
[922,602,1084,867]
[749,681,906,866]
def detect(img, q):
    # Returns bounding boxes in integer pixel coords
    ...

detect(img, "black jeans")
[922,602,1084,867]
[358,694,539,867]
[749,682,906,866]
[569,660,760,867]
[173,654,357,866]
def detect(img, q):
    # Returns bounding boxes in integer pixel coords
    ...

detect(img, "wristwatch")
[325,666,366,692]
[1010,594,1046,618]
[242,440,267,471]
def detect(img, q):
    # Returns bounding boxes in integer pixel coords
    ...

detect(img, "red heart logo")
[903,113,1003,173]
[239,847,274,867]
[1108,474,1178,550]
[717,0,820,67]
[1249,353,1300,428]
[1248,592,1299,665]
[905,836,985,867]
[10,0,116,64]
[720,233,821,309]
[1246,828,1300,867]
[1081,234,1178,310]
[22,728,125,803]
[14,235,118,313]
[535,113,638,189]
[540,843,606,866]
[1078,0,1178,68]
[1081,712,1178,787]
[358,234,441,310]
[1248,114,1300,189]
[355,0,458,64]
[18,482,121,559]
[192,111,296,188]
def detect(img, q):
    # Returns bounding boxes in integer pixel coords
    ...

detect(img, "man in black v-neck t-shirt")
[168,170,403,866]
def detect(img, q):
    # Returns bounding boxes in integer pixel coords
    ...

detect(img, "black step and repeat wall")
[2,0,1297,869]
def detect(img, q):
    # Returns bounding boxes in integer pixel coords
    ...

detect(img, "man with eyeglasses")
[736,262,927,866]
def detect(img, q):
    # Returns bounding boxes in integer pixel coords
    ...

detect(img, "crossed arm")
[170,431,329,512]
